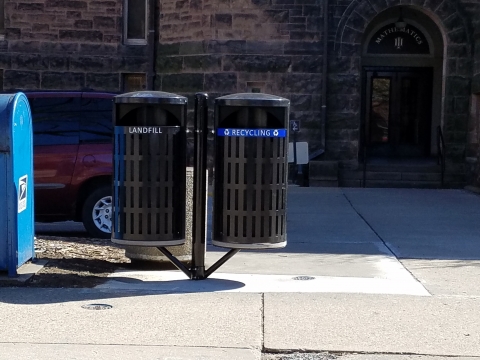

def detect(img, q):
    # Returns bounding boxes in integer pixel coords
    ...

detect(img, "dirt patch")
[28,236,131,288]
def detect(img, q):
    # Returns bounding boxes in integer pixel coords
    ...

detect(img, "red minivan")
[27,92,115,238]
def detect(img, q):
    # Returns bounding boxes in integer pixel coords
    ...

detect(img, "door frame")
[362,66,433,159]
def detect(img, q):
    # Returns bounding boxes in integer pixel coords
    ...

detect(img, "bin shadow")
[100,275,245,293]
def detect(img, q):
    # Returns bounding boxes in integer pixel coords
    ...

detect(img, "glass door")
[364,68,433,158]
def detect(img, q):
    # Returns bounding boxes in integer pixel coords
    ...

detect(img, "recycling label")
[217,128,287,138]
[18,175,27,213]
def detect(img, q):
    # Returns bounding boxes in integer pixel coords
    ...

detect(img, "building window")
[124,0,147,45]
[123,73,146,92]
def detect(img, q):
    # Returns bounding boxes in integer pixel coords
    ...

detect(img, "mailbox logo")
[18,175,27,213]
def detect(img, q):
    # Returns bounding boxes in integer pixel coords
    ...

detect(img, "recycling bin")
[212,93,290,249]
[0,93,35,276]
[112,91,187,246]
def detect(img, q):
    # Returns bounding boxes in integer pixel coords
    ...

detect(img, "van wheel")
[82,186,112,239]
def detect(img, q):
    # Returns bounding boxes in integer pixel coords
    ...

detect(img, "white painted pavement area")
[96,253,430,296]
[96,270,430,295]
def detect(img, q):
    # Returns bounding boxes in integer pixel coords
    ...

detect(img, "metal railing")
[436,125,445,187]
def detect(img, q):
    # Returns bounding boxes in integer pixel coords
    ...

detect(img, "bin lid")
[114,91,187,105]
[215,93,290,107]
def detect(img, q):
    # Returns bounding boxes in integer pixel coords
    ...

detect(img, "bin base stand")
[211,240,286,250]
[156,246,240,280]
[112,239,185,246]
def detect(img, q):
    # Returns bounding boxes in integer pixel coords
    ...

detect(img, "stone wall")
[156,0,325,155]
[461,0,480,186]
[2,0,145,91]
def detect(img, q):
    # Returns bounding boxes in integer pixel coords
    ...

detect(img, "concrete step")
[309,179,339,187]
[309,161,339,188]
[365,180,442,189]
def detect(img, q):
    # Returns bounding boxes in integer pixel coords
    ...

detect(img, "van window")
[80,97,113,143]
[29,97,81,146]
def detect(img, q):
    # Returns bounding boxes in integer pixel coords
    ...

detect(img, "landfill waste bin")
[112,91,187,246]
[212,93,290,249]
[0,93,35,275]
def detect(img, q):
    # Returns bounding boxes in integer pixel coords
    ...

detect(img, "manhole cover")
[81,303,113,310]
[292,276,315,281]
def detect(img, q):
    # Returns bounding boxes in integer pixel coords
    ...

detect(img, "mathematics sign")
[368,23,430,55]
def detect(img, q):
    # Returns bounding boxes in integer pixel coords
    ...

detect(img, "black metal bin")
[213,93,290,249]
[112,91,187,246]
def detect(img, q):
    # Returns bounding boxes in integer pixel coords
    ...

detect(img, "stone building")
[2,0,480,188]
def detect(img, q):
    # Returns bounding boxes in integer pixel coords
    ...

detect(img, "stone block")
[47,56,69,70]
[245,41,285,54]
[302,5,321,17]
[59,30,103,42]
[85,72,120,90]
[289,94,312,111]
[94,16,116,29]
[184,55,221,72]
[280,73,322,94]
[447,44,468,58]
[264,9,289,23]
[42,71,85,89]
[32,24,50,32]
[215,14,233,29]
[12,54,49,70]
[223,54,292,72]
[23,32,59,41]
[0,53,11,68]
[111,56,148,72]
[325,94,361,114]
[67,11,82,19]
[204,72,237,92]
[346,10,367,32]
[354,1,377,21]
[74,20,93,29]
[117,45,148,57]
[162,73,204,92]
[6,28,21,40]
[291,55,322,73]
[327,112,359,130]
[18,3,44,11]
[39,41,79,54]
[207,40,246,54]
[4,70,40,90]
[446,76,471,97]
[252,0,270,7]
[179,41,208,55]
[70,56,112,72]
[284,41,322,55]
[45,0,87,9]
[158,43,181,56]
[324,140,359,160]
[79,43,118,55]
[328,73,360,95]
[448,28,468,45]
[156,56,183,73]
[232,13,260,28]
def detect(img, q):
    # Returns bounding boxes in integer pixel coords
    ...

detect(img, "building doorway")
[365,67,433,158]
[361,6,445,163]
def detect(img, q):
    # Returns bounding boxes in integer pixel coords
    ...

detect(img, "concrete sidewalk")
[1,187,480,359]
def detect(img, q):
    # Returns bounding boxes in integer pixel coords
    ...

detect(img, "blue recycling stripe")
[217,128,287,138]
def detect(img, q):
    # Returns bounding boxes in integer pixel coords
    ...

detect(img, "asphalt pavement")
[1,187,480,359]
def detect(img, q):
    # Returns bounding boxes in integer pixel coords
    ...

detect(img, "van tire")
[82,186,112,239]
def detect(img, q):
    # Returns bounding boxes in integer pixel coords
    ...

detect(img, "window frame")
[123,0,148,45]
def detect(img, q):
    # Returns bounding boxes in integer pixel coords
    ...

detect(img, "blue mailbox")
[0,93,35,276]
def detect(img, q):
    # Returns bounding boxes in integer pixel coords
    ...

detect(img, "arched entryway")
[361,6,445,160]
